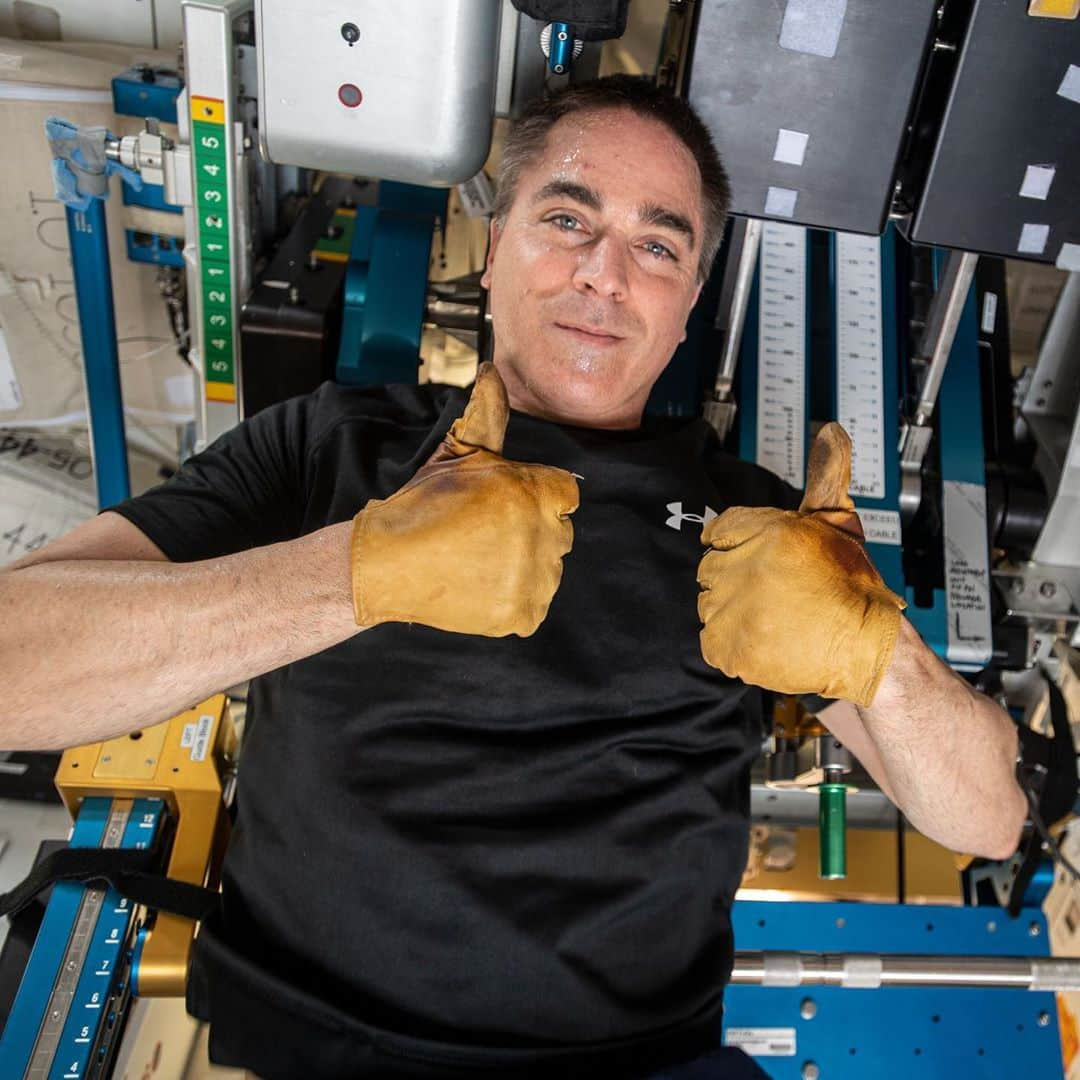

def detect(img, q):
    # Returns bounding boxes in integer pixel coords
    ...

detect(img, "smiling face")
[481,107,705,430]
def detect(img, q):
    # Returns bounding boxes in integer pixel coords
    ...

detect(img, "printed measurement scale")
[756,222,808,489]
[835,232,887,500]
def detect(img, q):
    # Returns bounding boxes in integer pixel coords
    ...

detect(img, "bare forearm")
[1,522,358,749]
[857,617,1026,859]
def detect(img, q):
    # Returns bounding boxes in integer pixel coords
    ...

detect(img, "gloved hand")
[350,362,579,636]
[697,423,906,707]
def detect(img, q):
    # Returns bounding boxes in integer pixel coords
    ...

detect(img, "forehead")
[516,107,703,222]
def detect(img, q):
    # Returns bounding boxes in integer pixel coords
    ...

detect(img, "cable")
[1021,774,1080,884]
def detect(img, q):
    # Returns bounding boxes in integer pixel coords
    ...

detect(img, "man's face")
[481,107,705,429]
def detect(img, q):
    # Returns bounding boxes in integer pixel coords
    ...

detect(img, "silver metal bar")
[913,250,979,427]
[703,218,762,440]
[731,951,1080,991]
[713,218,763,400]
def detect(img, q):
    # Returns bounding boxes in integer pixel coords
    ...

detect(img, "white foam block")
[765,186,799,218]
[1058,64,1080,105]
[1018,223,1050,255]
[1056,243,1080,272]
[779,0,847,58]
[773,128,809,166]
[1019,164,1055,200]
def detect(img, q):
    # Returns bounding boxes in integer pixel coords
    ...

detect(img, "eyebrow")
[531,180,697,251]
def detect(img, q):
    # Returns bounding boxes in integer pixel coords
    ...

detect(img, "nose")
[571,234,628,302]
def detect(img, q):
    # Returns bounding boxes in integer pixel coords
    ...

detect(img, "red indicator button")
[338,83,363,108]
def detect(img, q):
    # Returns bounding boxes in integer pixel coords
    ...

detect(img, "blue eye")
[643,240,674,260]
[551,214,580,231]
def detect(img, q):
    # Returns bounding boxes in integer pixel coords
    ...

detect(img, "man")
[3,76,1026,1077]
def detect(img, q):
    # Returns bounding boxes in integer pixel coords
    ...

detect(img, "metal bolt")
[1038,1011,1050,1027]
[801,998,817,1020]
[835,917,846,929]
[288,286,300,304]
[987,920,997,933]
[802,1062,820,1080]
[1040,581,1057,598]
[1029,921,1041,937]
[557,30,568,41]
[1011,579,1026,595]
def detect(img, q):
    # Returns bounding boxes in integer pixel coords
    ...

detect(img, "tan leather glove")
[697,423,906,707]
[351,362,579,636]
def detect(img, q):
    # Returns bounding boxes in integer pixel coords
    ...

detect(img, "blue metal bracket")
[336,181,448,388]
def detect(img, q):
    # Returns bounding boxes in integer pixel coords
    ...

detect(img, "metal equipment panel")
[254,0,500,185]
[687,1,937,234]
[909,0,1080,265]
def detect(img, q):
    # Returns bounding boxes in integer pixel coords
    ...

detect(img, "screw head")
[1029,921,1041,937]
[1040,581,1057,598]
[1011,579,1026,595]
[802,1062,820,1080]
[800,997,817,1020]
[1038,1011,1050,1027]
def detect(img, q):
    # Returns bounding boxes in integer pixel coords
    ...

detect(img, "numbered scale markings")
[191,95,235,403]
[835,232,886,500]
[756,222,807,489]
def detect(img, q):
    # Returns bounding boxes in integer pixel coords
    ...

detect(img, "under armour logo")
[665,502,718,531]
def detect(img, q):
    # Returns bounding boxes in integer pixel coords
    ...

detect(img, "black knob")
[341,22,360,45]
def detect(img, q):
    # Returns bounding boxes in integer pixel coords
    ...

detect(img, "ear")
[480,217,502,290]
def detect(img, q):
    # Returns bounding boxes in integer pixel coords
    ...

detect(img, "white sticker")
[1057,243,1080,272]
[724,1027,797,1057]
[835,232,885,499]
[943,480,992,667]
[779,0,847,58]
[164,373,195,411]
[856,507,901,546]
[180,722,196,749]
[457,171,494,218]
[1058,64,1080,105]
[1018,223,1050,255]
[1019,164,1055,201]
[765,186,798,218]
[757,222,807,489]
[980,291,998,335]
[773,128,809,167]
[0,327,24,411]
[190,714,214,762]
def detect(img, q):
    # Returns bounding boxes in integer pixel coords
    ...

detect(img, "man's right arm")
[0,511,359,751]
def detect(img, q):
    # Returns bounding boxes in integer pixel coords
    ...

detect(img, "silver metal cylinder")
[732,951,1080,991]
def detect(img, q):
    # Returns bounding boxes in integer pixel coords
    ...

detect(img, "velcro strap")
[0,846,219,923]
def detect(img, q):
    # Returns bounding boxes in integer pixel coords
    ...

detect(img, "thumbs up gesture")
[697,423,906,707]
[350,363,580,637]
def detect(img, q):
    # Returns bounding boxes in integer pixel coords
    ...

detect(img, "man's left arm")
[816,618,1026,860]
[699,422,1027,862]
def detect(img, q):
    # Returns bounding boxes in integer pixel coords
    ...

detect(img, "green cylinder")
[819,780,847,880]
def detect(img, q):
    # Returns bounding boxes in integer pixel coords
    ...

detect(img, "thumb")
[443,361,509,458]
[799,422,856,515]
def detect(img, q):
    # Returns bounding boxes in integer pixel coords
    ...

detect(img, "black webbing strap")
[0,846,220,923]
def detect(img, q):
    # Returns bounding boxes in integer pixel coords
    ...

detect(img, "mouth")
[553,322,625,345]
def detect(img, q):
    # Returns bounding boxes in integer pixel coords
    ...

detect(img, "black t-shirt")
[110,380,799,1078]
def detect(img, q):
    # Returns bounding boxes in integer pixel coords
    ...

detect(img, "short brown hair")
[493,75,731,281]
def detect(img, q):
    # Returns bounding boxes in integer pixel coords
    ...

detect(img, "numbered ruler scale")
[738,221,811,490]
[831,228,905,595]
[182,0,253,448]
[0,797,164,1080]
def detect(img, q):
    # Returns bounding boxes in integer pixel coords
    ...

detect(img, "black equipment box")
[686,0,937,235]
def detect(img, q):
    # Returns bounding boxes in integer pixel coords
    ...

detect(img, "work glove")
[697,423,906,707]
[350,362,579,636]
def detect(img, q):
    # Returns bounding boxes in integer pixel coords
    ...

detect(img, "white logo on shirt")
[665,502,718,532]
